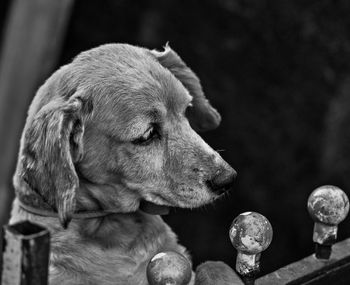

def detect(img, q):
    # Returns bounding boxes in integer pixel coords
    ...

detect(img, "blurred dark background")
[1,0,350,277]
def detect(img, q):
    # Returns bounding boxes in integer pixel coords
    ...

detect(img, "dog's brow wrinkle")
[136,108,165,125]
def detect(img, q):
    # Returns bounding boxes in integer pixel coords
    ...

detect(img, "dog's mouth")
[205,180,233,196]
[139,200,170,215]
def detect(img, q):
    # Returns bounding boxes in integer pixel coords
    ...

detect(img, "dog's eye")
[132,126,160,145]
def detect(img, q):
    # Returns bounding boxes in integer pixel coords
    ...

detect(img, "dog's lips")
[139,200,170,215]
[215,185,232,195]
[205,180,233,196]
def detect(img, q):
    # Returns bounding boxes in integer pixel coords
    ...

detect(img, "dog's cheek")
[78,134,116,183]
[117,144,165,182]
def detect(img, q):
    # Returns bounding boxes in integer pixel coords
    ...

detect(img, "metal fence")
[1,185,350,285]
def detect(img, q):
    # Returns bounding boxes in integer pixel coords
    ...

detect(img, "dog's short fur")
[10,44,237,284]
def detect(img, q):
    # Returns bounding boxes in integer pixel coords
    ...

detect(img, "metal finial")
[307,185,349,259]
[147,251,192,285]
[229,212,273,284]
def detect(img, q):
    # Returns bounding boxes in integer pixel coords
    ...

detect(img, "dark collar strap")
[18,199,115,219]
[18,196,170,219]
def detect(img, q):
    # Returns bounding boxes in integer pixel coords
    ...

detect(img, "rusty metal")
[257,237,350,284]
[147,251,192,285]
[256,185,350,284]
[229,212,273,285]
[307,185,349,259]
[0,221,50,285]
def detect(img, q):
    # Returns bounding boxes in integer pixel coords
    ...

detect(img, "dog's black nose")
[206,168,237,195]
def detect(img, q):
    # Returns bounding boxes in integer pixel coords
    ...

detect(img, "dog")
[9,43,239,284]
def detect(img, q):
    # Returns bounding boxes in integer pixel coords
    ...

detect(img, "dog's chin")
[139,200,171,215]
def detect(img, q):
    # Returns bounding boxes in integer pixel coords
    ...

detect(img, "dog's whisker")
[216,149,226,153]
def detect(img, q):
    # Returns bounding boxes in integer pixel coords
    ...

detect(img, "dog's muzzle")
[206,167,237,195]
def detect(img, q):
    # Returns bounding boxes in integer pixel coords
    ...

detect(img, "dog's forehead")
[117,74,192,116]
[72,44,193,134]
[78,45,192,115]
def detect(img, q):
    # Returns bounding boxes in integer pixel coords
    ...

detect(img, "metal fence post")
[0,221,50,285]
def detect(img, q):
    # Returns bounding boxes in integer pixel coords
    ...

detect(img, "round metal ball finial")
[308,185,349,226]
[307,185,349,259]
[229,212,273,283]
[147,251,192,285]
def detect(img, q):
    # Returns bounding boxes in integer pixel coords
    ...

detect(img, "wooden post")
[0,0,75,226]
[1,221,50,285]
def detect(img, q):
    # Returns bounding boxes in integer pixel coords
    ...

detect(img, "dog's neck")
[77,182,170,215]
[14,178,176,256]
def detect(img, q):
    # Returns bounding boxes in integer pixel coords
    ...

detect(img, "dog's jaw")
[139,200,170,215]
[76,181,141,213]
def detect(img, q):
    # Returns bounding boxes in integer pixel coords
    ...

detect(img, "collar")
[18,199,170,219]
[18,199,115,219]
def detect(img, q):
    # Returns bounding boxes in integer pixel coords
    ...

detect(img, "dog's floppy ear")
[20,94,93,228]
[150,44,221,131]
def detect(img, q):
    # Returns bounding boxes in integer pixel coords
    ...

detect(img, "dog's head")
[15,44,236,227]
